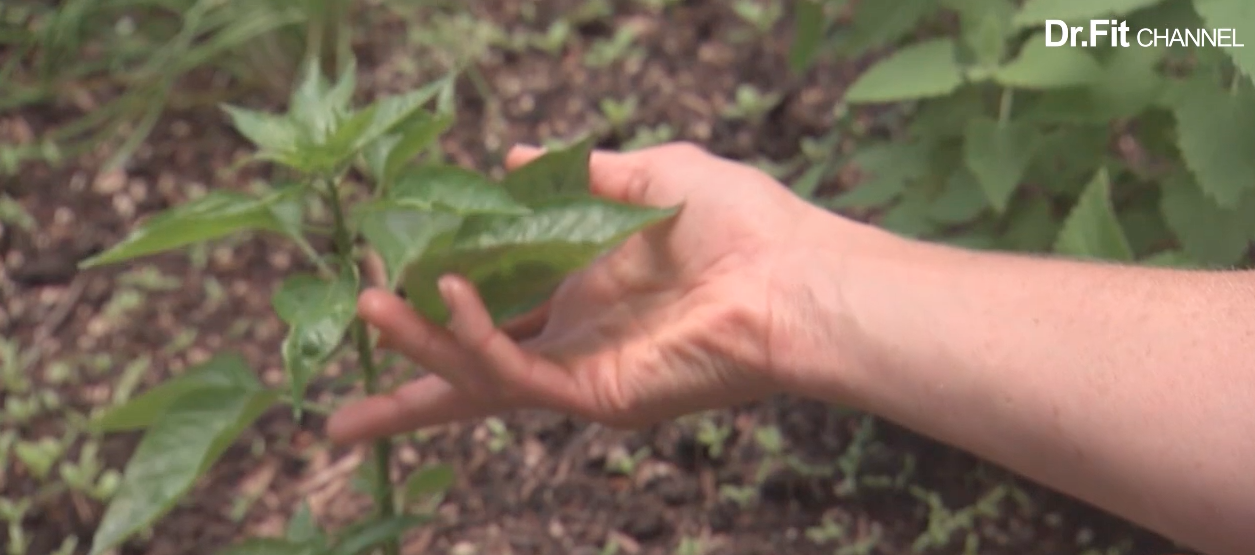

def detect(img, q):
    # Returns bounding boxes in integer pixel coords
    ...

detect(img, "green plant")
[78,54,676,555]
[787,0,1255,268]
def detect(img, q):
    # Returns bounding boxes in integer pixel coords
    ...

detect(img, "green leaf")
[1141,250,1200,268]
[501,138,595,205]
[379,112,455,186]
[789,0,827,73]
[1161,174,1255,266]
[391,165,530,215]
[844,38,965,103]
[273,271,359,412]
[92,353,258,432]
[943,0,1016,66]
[833,0,937,57]
[216,538,317,555]
[963,118,1041,212]
[328,515,432,555]
[90,387,278,555]
[1002,196,1061,252]
[81,190,301,268]
[1172,77,1255,207]
[880,192,940,238]
[357,204,463,289]
[349,80,450,155]
[1013,0,1165,26]
[1053,168,1134,261]
[993,34,1103,89]
[1190,1,1253,79]
[403,463,456,507]
[929,167,990,224]
[222,105,301,156]
[289,57,356,143]
[401,198,677,323]
[826,142,931,209]
[286,502,322,545]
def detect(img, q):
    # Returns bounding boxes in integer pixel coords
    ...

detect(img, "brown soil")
[1,1,1194,554]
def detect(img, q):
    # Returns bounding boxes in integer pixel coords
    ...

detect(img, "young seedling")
[79,56,677,555]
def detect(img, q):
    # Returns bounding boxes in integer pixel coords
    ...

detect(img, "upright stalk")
[322,178,399,555]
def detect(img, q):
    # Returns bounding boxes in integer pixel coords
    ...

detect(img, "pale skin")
[327,142,1255,555]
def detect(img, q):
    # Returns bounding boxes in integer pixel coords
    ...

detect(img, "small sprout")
[721,84,783,123]
[752,425,783,455]
[0,194,35,231]
[717,483,758,508]
[599,96,640,133]
[14,437,64,480]
[623,124,676,151]
[605,446,650,476]
[584,28,642,68]
[804,516,846,545]
[4,396,40,424]
[110,355,153,405]
[118,266,182,291]
[673,536,707,555]
[531,20,572,54]
[696,417,732,459]
[102,288,146,320]
[484,417,512,453]
[732,0,783,35]
[162,329,198,356]
[44,360,77,385]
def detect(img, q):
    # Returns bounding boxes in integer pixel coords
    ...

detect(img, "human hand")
[326,142,864,444]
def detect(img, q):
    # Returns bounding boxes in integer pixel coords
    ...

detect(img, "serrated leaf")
[403,463,456,507]
[789,0,827,73]
[378,112,455,187]
[993,34,1103,89]
[401,198,677,323]
[1173,76,1255,208]
[92,352,259,432]
[81,189,302,268]
[1190,0,1255,80]
[826,142,931,209]
[357,204,463,289]
[273,271,359,413]
[391,165,530,215]
[1013,0,1165,26]
[90,387,278,555]
[845,38,964,103]
[222,105,301,155]
[501,138,595,205]
[1054,169,1134,260]
[1002,196,1061,252]
[328,515,432,555]
[963,118,1040,212]
[834,0,937,57]
[1161,174,1255,266]
[929,167,990,224]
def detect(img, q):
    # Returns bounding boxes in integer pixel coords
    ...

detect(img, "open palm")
[328,143,819,443]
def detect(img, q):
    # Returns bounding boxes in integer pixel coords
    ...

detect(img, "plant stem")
[322,178,400,555]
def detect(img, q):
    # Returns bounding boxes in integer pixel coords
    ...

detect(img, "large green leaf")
[357,203,463,289]
[328,516,432,555]
[401,198,677,323]
[1013,0,1166,26]
[1173,76,1255,208]
[789,0,828,73]
[1161,174,1255,266]
[963,118,1041,213]
[221,105,302,158]
[928,167,990,224]
[81,189,302,268]
[273,271,359,412]
[993,34,1103,89]
[501,138,595,205]
[844,38,965,103]
[1054,169,1135,261]
[92,352,257,432]
[90,387,278,555]
[390,165,530,215]
[833,0,938,57]
[1002,196,1061,252]
[1190,0,1255,80]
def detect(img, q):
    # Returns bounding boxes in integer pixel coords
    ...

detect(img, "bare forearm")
[794,223,1255,555]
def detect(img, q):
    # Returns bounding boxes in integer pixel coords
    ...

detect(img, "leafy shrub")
[79,59,675,555]
[789,0,1255,267]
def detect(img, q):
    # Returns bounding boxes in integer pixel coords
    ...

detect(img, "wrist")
[763,205,940,408]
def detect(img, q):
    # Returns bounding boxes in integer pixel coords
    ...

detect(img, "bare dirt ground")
[1,1,1193,554]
